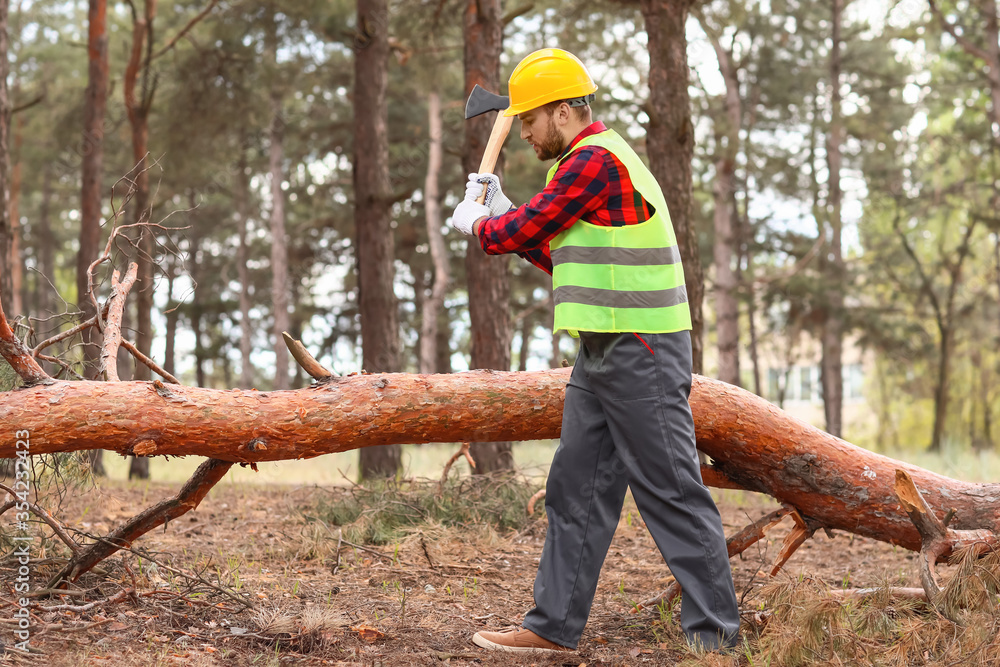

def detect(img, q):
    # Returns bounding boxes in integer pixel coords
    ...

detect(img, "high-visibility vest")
[546,128,692,336]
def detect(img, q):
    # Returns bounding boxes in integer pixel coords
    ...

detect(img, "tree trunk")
[518,317,531,372]
[640,0,704,374]
[163,254,178,378]
[186,218,206,388]
[5,367,1000,557]
[930,324,953,452]
[420,90,449,375]
[354,0,401,478]
[36,166,55,334]
[986,0,1000,146]
[702,17,742,387]
[77,0,110,476]
[236,149,253,389]
[269,91,290,391]
[463,0,512,473]
[9,113,21,319]
[124,0,157,391]
[822,0,845,438]
[712,140,739,386]
[435,310,452,373]
[0,0,11,315]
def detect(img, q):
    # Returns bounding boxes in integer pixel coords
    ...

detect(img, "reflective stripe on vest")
[546,129,692,336]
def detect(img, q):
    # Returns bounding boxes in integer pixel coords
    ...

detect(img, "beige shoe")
[472,627,572,654]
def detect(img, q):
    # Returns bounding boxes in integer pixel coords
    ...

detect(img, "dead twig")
[31,301,112,357]
[282,331,337,380]
[152,0,220,59]
[526,488,546,516]
[0,483,80,553]
[439,443,475,495]
[99,262,139,381]
[0,294,53,386]
[120,338,180,384]
[30,588,134,613]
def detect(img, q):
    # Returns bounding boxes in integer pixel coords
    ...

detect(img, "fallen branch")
[48,458,233,587]
[893,469,1000,611]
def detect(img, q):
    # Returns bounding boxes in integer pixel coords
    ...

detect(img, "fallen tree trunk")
[2,369,1000,558]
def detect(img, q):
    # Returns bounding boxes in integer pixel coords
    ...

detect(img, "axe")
[465,84,513,205]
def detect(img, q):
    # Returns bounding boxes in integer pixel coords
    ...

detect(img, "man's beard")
[535,119,565,161]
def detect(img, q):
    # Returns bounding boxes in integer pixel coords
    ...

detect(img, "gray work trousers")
[522,330,740,650]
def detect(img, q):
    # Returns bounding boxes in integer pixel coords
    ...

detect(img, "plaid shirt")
[476,121,655,274]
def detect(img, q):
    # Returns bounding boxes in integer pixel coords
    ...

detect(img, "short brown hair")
[540,99,591,122]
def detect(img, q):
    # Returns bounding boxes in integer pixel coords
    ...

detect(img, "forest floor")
[0,474,928,667]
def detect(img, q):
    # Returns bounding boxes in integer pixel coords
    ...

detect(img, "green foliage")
[0,357,21,392]
[304,475,542,546]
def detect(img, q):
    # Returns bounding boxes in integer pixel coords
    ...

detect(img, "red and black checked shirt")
[476,121,655,274]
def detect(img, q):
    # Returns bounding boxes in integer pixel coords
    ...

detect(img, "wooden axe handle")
[475,113,514,204]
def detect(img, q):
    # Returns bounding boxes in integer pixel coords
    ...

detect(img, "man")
[451,48,741,654]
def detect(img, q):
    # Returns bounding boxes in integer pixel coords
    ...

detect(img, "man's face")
[518,109,565,162]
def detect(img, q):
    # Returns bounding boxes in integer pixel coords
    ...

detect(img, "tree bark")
[0,0,11,315]
[463,0,512,473]
[821,0,845,438]
[354,0,401,478]
[640,0,704,374]
[269,91,290,391]
[420,90,449,375]
[77,0,110,476]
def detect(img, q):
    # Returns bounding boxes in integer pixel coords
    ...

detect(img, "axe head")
[465,84,510,119]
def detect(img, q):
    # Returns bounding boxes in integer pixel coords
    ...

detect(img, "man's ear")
[554,102,571,127]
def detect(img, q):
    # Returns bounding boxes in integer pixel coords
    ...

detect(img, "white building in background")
[704,328,879,445]
[756,336,878,444]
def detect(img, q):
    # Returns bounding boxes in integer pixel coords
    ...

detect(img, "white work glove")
[451,199,490,236]
[466,173,513,217]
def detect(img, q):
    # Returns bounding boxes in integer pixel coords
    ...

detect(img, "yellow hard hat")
[503,48,598,117]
